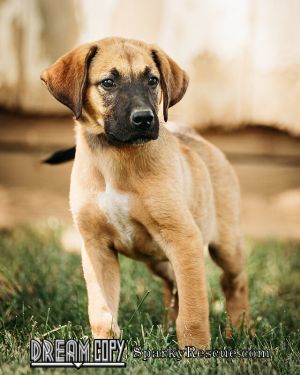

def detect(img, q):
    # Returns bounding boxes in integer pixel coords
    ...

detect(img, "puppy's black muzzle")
[105,105,159,145]
[104,81,160,145]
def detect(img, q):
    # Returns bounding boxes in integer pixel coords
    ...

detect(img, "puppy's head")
[41,37,189,145]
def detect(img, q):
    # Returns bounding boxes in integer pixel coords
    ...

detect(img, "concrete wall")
[1,0,300,135]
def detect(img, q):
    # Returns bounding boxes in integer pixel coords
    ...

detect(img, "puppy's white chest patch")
[97,184,134,247]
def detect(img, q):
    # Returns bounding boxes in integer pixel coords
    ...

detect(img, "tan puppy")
[41,37,249,349]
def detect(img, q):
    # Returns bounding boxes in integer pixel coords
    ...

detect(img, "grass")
[0,225,299,374]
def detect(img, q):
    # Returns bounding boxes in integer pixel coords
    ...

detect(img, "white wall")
[1,0,300,134]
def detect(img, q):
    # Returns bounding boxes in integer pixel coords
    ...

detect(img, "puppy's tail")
[42,146,76,164]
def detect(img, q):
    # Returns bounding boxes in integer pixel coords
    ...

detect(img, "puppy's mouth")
[105,132,158,146]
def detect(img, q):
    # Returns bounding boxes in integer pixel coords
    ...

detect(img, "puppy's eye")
[100,79,115,89]
[148,77,159,87]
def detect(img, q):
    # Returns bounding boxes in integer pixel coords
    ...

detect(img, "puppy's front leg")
[81,238,120,339]
[148,213,210,349]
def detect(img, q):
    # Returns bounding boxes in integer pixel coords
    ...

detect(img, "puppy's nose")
[131,109,154,129]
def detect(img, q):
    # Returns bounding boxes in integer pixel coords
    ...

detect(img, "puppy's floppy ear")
[41,44,98,119]
[151,47,189,122]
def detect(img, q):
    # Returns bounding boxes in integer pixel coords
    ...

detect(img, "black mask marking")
[102,79,160,145]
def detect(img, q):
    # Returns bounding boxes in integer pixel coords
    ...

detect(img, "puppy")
[41,37,250,349]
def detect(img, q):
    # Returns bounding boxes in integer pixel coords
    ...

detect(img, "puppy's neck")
[75,121,174,185]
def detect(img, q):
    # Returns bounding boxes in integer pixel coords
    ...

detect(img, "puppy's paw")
[91,312,120,339]
[224,312,255,339]
[176,318,211,349]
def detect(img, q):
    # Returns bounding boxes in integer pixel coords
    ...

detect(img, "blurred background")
[0,0,300,242]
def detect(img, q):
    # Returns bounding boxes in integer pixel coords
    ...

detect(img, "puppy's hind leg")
[147,261,178,329]
[209,236,250,335]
